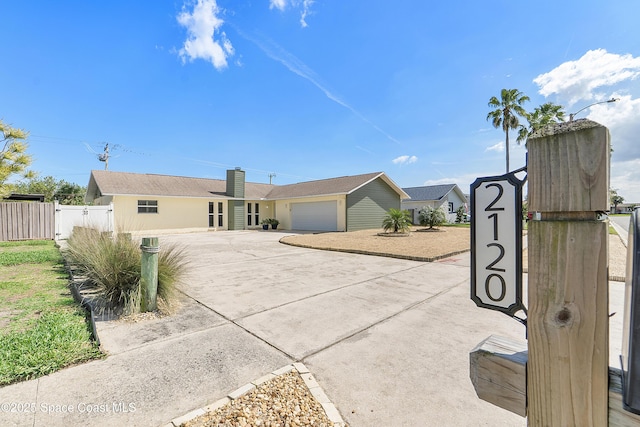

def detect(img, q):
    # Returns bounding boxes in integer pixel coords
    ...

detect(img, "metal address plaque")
[470,173,524,316]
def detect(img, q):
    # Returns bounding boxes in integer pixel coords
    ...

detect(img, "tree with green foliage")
[418,206,446,229]
[55,181,86,205]
[12,176,87,205]
[0,120,34,198]
[12,175,57,201]
[455,205,465,223]
[610,188,624,213]
[382,208,412,233]
[487,89,530,173]
[517,102,566,142]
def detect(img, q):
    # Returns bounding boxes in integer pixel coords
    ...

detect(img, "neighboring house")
[401,184,468,224]
[610,203,637,214]
[85,169,409,234]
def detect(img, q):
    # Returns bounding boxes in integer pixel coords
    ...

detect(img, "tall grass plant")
[65,228,186,315]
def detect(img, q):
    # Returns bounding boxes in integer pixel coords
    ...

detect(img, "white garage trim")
[291,201,338,231]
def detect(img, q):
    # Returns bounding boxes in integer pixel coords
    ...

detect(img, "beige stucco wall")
[275,195,347,231]
[112,195,227,233]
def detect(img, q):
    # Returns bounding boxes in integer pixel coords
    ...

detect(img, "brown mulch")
[280,226,470,262]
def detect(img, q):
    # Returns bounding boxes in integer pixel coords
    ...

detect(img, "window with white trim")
[138,200,158,214]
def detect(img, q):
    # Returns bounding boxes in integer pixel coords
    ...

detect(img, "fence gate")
[54,201,114,240]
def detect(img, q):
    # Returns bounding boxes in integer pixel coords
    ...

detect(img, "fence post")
[140,237,160,312]
[527,120,609,425]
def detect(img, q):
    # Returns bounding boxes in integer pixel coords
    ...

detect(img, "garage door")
[291,201,338,231]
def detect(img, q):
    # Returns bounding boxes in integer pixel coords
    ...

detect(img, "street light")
[569,98,619,121]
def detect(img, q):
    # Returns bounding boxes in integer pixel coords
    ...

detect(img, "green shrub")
[455,206,465,223]
[65,228,186,315]
[418,206,446,229]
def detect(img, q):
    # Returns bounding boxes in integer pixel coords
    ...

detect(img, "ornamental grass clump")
[66,227,186,315]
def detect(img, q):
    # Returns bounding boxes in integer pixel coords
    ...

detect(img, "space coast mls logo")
[470,172,525,316]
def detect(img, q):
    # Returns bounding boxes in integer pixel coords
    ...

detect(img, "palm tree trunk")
[505,129,510,173]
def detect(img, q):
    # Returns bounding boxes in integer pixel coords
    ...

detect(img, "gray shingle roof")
[87,170,274,200]
[87,170,408,201]
[402,184,458,201]
[264,172,384,199]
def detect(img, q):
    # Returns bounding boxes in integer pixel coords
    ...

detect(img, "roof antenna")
[268,173,277,184]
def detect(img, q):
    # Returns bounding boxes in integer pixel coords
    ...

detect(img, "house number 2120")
[470,174,524,316]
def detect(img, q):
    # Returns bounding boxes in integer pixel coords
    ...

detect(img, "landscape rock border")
[166,363,347,427]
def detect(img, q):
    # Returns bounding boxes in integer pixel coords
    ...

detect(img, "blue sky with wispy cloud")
[2,0,639,201]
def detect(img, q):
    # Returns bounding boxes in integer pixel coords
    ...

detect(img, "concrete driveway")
[162,230,529,426]
[0,230,549,426]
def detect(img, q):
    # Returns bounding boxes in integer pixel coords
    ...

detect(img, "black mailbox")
[622,208,640,414]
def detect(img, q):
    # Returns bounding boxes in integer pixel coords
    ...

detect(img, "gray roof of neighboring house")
[86,170,409,202]
[402,184,461,201]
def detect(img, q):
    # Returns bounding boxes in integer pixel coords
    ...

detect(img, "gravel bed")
[280,226,470,261]
[181,371,340,427]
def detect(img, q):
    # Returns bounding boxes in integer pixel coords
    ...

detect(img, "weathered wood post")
[140,237,160,312]
[527,120,609,425]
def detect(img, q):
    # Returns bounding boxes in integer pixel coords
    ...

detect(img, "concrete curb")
[166,363,347,427]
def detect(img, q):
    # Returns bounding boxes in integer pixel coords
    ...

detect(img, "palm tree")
[517,102,566,142]
[487,89,530,173]
[610,188,624,213]
[382,208,412,233]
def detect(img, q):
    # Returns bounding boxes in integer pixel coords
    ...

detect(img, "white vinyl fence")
[54,201,114,240]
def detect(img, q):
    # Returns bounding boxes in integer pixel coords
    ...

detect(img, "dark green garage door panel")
[347,178,400,231]
[291,201,338,231]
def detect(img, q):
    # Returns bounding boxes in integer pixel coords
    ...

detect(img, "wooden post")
[469,336,640,425]
[140,237,159,312]
[470,335,527,416]
[527,120,609,426]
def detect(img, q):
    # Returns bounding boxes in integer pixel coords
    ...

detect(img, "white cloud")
[177,0,234,70]
[269,0,314,27]
[485,142,504,152]
[534,50,640,202]
[393,155,418,165]
[299,0,314,28]
[611,159,640,203]
[533,49,640,106]
[269,0,287,10]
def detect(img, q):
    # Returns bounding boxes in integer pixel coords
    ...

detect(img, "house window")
[255,203,260,226]
[247,203,252,226]
[208,202,215,227]
[138,200,158,214]
[448,202,454,213]
[218,202,223,227]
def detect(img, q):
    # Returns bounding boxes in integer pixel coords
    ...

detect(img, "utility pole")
[98,143,110,170]
[268,173,276,184]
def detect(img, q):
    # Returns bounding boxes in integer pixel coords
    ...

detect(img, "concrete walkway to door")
[1,230,624,426]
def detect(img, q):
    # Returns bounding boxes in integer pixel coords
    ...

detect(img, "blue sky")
[2,1,640,201]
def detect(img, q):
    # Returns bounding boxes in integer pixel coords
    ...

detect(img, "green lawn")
[0,240,103,386]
